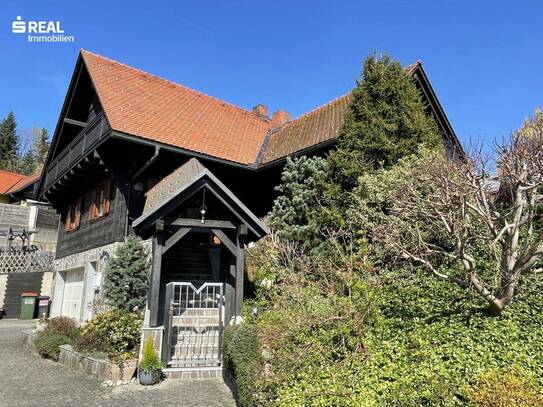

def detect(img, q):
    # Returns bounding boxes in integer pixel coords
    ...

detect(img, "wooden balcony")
[43,113,110,192]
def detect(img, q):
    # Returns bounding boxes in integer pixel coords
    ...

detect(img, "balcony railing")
[44,113,109,191]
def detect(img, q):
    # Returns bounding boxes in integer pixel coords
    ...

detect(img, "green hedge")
[222,324,264,407]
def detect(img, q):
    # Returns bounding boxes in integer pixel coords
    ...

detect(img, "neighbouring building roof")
[0,170,40,195]
[79,50,459,168]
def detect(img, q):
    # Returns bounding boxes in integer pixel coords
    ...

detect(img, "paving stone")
[0,319,237,407]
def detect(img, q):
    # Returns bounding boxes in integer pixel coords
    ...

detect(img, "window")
[65,198,82,232]
[90,179,111,221]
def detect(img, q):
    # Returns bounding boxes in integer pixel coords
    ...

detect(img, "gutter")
[131,145,160,181]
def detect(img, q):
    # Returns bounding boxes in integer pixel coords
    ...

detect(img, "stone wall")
[58,345,137,385]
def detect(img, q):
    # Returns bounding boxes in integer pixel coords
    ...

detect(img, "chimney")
[271,110,291,128]
[252,104,269,119]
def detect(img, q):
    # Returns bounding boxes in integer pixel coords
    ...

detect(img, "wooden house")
[37,50,461,373]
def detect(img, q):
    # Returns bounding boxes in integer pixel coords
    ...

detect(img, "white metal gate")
[163,282,224,367]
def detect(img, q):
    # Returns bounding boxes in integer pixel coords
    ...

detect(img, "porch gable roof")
[132,158,269,240]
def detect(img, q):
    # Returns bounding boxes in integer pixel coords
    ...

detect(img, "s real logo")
[12,16,26,33]
[12,16,74,43]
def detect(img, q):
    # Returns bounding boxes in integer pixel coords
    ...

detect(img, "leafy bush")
[102,237,150,311]
[35,332,72,361]
[237,231,543,405]
[467,367,543,407]
[75,309,142,358]
[138,338,163,383]
[223,324,264,407]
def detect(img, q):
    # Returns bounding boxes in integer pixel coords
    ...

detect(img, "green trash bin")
[20,291,38,319]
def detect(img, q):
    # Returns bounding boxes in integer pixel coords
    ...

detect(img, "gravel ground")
[0,319,237,407]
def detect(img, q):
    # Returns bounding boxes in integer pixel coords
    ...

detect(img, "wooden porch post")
[149,220,164,327]
[234,226,247,317]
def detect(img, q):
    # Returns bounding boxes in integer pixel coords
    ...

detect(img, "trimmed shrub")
[222,324,264,407]
[76,309,142,358]
[35,316,79,361]
[35,332,71,361]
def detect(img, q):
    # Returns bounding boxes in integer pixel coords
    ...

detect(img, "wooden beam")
[63,117,87,127]
[211,228,237,256]
[163,227,191,254]
[205,184,258,237]
[169,218,236,229]
[235,231,245,317]
[149,230,164,327]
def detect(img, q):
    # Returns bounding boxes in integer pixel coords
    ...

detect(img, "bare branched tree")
[377,110,543,315]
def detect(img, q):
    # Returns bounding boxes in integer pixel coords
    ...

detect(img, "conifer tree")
[34,128,49,170]
[0,112,19,171]
[102,237,150,311]
[268,156,328,249]
[19,149,36,175]
[329,54,442,192]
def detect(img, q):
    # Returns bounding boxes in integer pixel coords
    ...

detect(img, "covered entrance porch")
[133,158,268,373]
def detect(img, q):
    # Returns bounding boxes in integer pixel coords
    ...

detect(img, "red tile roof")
[81,50,272,165]
[80,50,428,167]
[0,171,39,195]
[261,93,352,164]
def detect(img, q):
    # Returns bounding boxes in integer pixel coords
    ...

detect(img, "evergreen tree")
[34,128,49,170]
[329,54,442,192]
[268,156,329,249]
[102,237,150,312]
[0,112,19,171]
[19,149,36,175]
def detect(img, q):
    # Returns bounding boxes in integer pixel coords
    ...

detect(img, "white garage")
[60,268,85,320]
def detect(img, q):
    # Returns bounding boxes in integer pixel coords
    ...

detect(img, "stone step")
[163,366,223,379]
[168,359,222,368]
[171,347,219,356]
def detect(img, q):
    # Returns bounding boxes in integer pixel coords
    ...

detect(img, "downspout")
[125,146,161,236]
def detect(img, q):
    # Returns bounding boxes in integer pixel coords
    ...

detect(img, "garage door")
[61,269,85,320]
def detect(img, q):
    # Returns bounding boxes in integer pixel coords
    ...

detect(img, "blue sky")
[1,1,542,151]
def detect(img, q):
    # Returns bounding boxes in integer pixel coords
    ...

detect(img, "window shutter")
[90,188,97,221]
[103,179,111,215]
[64,204,72,231]
[74,198,82,228]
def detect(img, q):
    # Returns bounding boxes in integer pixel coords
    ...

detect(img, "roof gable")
[133,158,269,240]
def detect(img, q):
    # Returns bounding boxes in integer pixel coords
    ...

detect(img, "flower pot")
[138,370,156,385]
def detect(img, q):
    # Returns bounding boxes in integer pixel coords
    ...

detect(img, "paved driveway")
[0,319,237,407]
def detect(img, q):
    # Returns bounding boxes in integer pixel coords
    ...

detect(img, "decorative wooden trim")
[168,218,236,229]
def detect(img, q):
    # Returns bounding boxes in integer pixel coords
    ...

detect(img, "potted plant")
[138,338,163,385]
